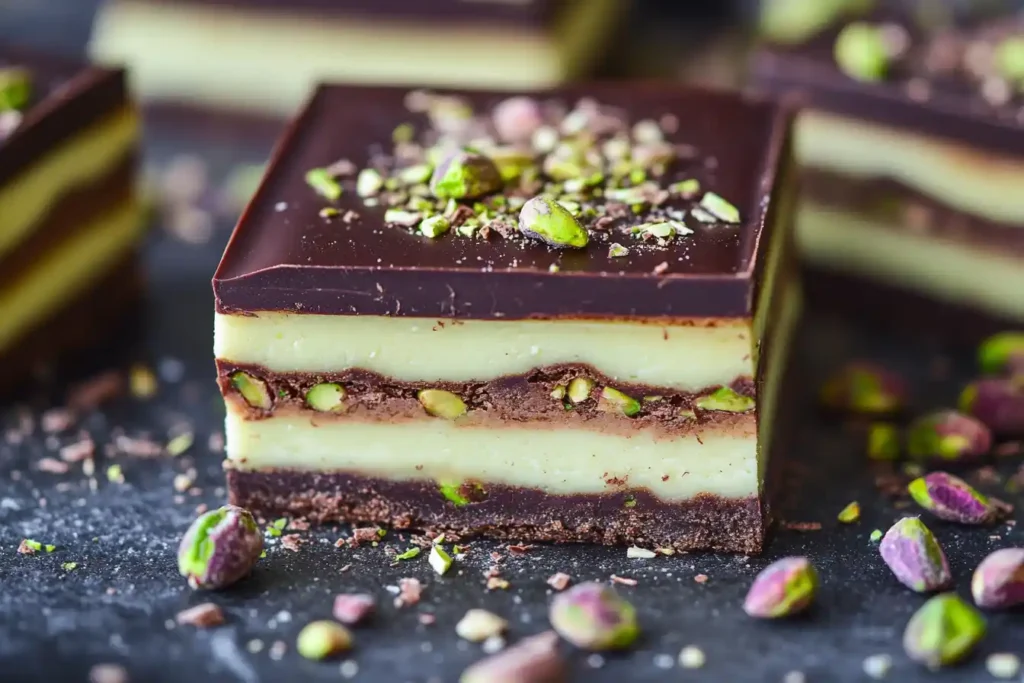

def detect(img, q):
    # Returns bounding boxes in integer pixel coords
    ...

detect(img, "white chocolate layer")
[796,110,1024,225]
[90,0,621,113]
[214,314,754,392]
[799,201,1024,320]
[0,108,139,262]
[224,410,759,501]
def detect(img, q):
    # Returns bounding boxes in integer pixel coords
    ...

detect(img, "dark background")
[1,2,1023,682]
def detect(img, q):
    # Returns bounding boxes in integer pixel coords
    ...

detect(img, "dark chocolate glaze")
[213,84,792,319]
[227,468,765,554]
[802,169,1024,256]
[750,6,1024,158]
[141,0,566,26]
[0,46,128,188]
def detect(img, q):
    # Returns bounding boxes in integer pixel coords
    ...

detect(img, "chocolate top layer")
[752,1,1024,157]
[0,47,127,187]
[213,84,791,320]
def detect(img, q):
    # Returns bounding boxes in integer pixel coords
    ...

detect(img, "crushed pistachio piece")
[106,464,124,483]
[230,372,272,410]
[518,196,589,249]
[440,482,470,507]
[356,168,384,197]
[305,168,342,201]
[694,387,754,413]
[996,37,1024,84]
[837,501,860,523]
[319,207,339,219]
[627,546,656,559]
[698,192,741,224]
[567,377,595,404]
[670,179,701,198]
[395,547,421,561]
[0,67,30,112]
[608,243,629,258]
[383,208,423,227]
[430,151,502,200]
[272,518,287,530]
[305,383,346,413]
[419,215,451,238]
[418,389,467,419]
[869,529,883,543]
[166,431,194,457]
[456,609,508,642]
[598,387,641,417]
[834,22,889,82]
[690,207,717,223]
[61,561,78,571]
[399,163,433,185]
[297,621,352,660]
[429,545,454,575]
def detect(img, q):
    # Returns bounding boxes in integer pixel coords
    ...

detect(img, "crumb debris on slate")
[175,603,225,628]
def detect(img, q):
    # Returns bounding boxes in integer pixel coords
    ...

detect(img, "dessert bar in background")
[212,83,798,553]
[751,0,1024,339]
[0,48,143,388]
[89,0,628,114]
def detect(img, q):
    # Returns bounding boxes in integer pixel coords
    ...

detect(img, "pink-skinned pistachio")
[548,582,638,650]
[177,505,263,590]
[971,548,1024,610]
[819,362,907,415]
[879,517,951,593]
[908,472,1010,525]
[906,410,992,463]
[742,557,818,618]
[903,593,985,669]
[959,377,1024,435]
[978,332,1024,376]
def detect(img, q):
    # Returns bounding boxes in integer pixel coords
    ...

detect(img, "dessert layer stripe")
[0,107,139,263]
[213,314,753,391]
[224,414,760,500]
[227,469,764,554]
[795,111,1024,225]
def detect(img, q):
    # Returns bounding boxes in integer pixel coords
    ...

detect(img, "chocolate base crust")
[227,469,765,554]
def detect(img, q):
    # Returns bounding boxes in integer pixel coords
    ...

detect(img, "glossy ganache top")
[752,0,1024,156]
[0,47,126,187]
[213,84,791,320]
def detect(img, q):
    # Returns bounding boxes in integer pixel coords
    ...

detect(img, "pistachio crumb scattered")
[395,547,421,561]
[678,645,706,669]
[626,546,656,559]
[837,501,861,523]
[986,653,1021,679]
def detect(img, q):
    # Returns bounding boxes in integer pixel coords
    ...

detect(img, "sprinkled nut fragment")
[296,620,352,660]
[608,243,629,258]
[429,544,454,575]
[305,168,342,201]
[670,179,701,198]
[986,653,1021,679]
[430,151,502,200]
[0,67,31,111]
[305,383,346,413]
[959,378,1024,434]
[742,556,818,618]
[837,501,860,523]
[230,372,272,410]
[862,654,892,680]
[908,471,1009,525]
[597,387,641,418]
[383,208,422,227]
[679,645,706,669]
[971,547,1024,609]
[332,594,375,625]
[567,378,595,404]
[356,168,384,197]
[456,609,508,642]
[694,387,754,413]
[879,517,951,593]
[627,547,655,559]
[550,385,566,400]
[459,630,565,683]
[549,582,639,650]
[418,389,468,419]
[978,332,1024,375]
[820,362,906,414]
[906,410,991,463]
[419,215,451,238]
[902,593,985,669]
[518,196,589,249]
[177,505,263,590]
[867,423,900,460]
[698,192,741,223]
[995,38,1024,85]
[176,602,225,628]
[835,22,889,81]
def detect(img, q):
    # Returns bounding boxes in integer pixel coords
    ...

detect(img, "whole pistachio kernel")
[995,37,1024,84]
[460,630,565,683]
[0,67,30,111]
[418,389,468,420]
[698,192,741,224]
[230,372,272,410]
[908,471,1008,525]
[305,167,342,201]
[903,593,985,669]
[598,387,641,417]
[177,504,263,590]
[694,387,754,413]
[518,196,589,249]
[549,582,639,650]
[906,410,992,463]
[743,556,818,619]
[879,517,952,593]
[296,620,353,660]
[820,361,906,414]
[971,547,1024,609]
[978,332,1024,375]
[959,377,1024,434]
[419,215,451,238]
[834,22,889,82]
[305,382,346,413]
[430,151,503,200]
[567,377,595,404]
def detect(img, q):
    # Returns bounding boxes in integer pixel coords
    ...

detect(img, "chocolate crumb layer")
[226,468,766,554]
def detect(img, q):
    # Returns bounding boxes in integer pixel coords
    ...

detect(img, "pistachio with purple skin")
[879,517,951,593]
[492,96,545,143]
[742,556,818,618]
[430,151,503,200]
[959,377,1024,435]
[906,410,992,463]
[819,362,907,415]
[548,582,639,650]
[908,472,1009,525]
[972,548,1024,610]
[460,631,566,683]
[903,593,986,669]
[978,332,1024,376]
[177,505,263,590]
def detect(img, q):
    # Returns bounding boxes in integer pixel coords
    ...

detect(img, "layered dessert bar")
[213,84,798,553]
[751,1,1024,336]
[0,48,143,384]
[89,0,627,114]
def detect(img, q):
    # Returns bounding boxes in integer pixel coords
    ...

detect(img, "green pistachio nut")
[439,481,487,507]
[305,382,346,413]
[0,67,30,111]
[669,178,701,198]
[356,168,383,197]
[867,423,901,461]
[879,517,951,592]
[742,556,818,618]
[598,387,641,417]
[418,389,467,419]
[837,501,860,523]
[430,151,503,200]
[694,387,755,413]
[549,582,639,650]
[518,196,589,249]
[996,37,1024,85]
[608,243,629,258]
[296,620,353,660]
[429,544,454,575]
[819,361,907,414]
[399,163,433,185]
[698,192,741,224]
[908,471,1007,525]
[834,22,889,82]
[959,377,1024,434]
[903,594,985,669]
[567,377,595,404]
[230,372,272,410]
[906,410,992,462]
[550,385,566,400]
[305,167,342,201]
[978,332,1024,376]
[383,208,423,227]
[177,504,263,590]
[419,215,451,238]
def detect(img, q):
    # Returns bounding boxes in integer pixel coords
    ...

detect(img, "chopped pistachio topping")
[395,547,421,561]
[837,501,861,523]
[0,67,30,112]
[598,387,642,417]
[399,163,433,185]
[419,215,451,238]
[62,561,78,571]
[430,151,503,200]
[670,179,701,198]
[698,192,741,224]
[869,529,883,543]
[418,389,467,419]
[518,196,589,249]
[694,387,754,413]
[690,207,718,223]
[305,383,346,413]
[429,545,454,575]
[834,22,889,82]
[608,243,629,258]
[305,168,342,201]
[356,168,384,197]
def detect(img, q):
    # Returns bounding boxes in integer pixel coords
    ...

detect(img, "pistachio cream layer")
[90,0,620,113]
